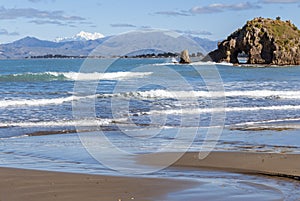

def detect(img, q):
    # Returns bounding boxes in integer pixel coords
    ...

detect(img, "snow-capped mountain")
[55,31,105,42]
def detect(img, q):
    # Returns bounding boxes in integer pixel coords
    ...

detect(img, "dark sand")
[140,151,300,178]
[1,151,299,201]
[0,167,196,201]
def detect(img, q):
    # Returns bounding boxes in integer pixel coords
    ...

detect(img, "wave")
[98,89,300,100]
[50,71,152,81]
[2,89,300,108]
[192,61,234,66]
[0,72,66,82]
[152,62,178,66]
[0,95,95,108]
[233,117,300,126]
[152,61,234,66]
[225,90,300,99]
[146,104,300,115]
[0,71,152,82]
[0,119,112,128]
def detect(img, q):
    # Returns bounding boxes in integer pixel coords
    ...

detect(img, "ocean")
[1,58,300,200]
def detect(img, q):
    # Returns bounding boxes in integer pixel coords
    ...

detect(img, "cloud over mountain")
[175,30,213,36]
[154,1,261,16]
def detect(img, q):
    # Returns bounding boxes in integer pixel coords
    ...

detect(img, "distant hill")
[0,37,107,59]
[0,31,217,59]
[190,37,218,54]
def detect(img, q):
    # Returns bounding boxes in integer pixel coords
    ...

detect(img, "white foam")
[103,89,300,100]
[152,62,177,66]
[115,90,201,99]
[2,89,300,108]
[225,90,300,99]
[1,71,153,82]
[152,61,234,66]
[147,104,300,115]
[192,61,234,66]
[0,119,112,128]
[233,117,300,126]
[48,71,152,81]
[0,95,95,108]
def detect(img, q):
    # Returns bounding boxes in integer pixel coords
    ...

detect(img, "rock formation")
[179,49,191,64]
[203,17,300,65]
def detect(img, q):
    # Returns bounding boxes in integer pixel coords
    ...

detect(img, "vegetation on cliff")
[246,17,300,50]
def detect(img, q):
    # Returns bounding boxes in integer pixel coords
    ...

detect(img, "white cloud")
[154,2,261,17]
[261,0,300,3]
[153,11,190,16]
[110,23,137,28]
[190,2,261,14]
[0,28,19,36]
[0,7,85,21]
[29,20,65,26]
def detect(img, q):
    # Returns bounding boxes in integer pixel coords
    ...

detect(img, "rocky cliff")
[203,17,300,65]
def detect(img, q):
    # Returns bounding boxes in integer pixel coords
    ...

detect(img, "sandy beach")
[0,167,197,201]
[139,151,300,178]
[0,151,299,201]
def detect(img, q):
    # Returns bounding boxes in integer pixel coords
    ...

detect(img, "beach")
[1,151,299,201]
[1,59,300,200]
[0,167,197,201]
[1,0,300,199]
[140,152,300,178]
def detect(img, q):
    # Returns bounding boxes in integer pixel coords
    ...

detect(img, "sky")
[0,0,300,43]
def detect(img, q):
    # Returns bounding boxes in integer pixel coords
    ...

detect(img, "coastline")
[139,151,300,179]
[0,167,197,201]
[1,151,299,200]
[1,58,300,200]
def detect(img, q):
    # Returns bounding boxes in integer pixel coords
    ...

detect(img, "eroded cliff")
[203,17,300,65]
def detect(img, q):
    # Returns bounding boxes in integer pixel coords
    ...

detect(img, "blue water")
[1,58,300,200]
[1,59,300,137]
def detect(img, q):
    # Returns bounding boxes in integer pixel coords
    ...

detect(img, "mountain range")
[0,31,217,59]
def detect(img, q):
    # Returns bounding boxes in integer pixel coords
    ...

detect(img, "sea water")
[0,58,300,200]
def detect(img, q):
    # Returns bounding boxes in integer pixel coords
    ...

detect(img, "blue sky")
[0,0,300,43]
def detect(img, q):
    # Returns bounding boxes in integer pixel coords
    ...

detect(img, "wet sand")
[1,151,299,201]
[140,151,300,179]
[0,167,196,201]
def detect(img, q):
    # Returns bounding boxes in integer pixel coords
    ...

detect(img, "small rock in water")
[179,49,191,64]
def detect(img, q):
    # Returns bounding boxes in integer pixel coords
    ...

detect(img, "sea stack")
[203,17,300,65]
[179,49,191,64]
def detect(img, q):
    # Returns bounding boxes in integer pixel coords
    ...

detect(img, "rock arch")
[203,17,300,66]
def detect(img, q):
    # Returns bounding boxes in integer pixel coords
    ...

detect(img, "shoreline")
[1,151,300,200]
[0,167,197,201]
[139,151,300,179]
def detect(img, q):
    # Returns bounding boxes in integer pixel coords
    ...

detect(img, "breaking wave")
[146,105,300,115]
[2,89,300,108]
[98,89,300,100]
[0,71,152,82]
[0,95,95,108]
[0,118,112,128]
